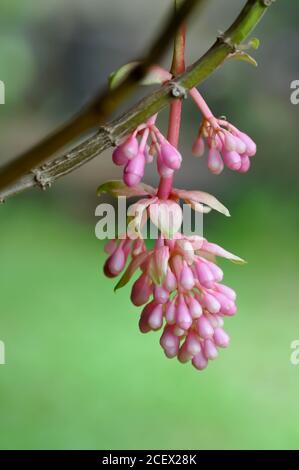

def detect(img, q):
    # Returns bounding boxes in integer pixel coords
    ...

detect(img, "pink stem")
[157,20,186,200]
[189,87,214,122]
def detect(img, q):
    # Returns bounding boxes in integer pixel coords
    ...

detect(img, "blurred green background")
[0,0,299,450]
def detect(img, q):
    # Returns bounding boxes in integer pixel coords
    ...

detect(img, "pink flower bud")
[192,136,205,157]
[215,283,236,301]
[124,152,145,187]
[180,264,195,291]
[204,312,219,329]
[160,143,182,170]
[222,150,242,171]
[131,273,152,306]
[164,269,177,292]
[147,303,164,331]
[175,296,192,330]
[154,285,169,304]
[224,133,237,151]
[157,154,174,178]
[238,132,256,157]
[192,351,208,371]
[213,292,237,316]
[104,247,125,277]
[185,332,201,356]
[213,327,230,348]
[139,302,155,334]
[160,326,180,358]
[112,146,129,166]
[121,135,139,159]
[197,315,214,339]
[203,339,218,360]
[178,342,192,363]
[238,156,251,173]
[233,136,247,155]
[187,296,202,319]
[205,261,223,283]
[208,148,224,175]
[195,261,214,288]
[165,298,176,325]
[201,292,221,314]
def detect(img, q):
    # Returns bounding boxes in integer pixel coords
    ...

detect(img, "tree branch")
[0,0,203,195]
[0,0,275,202]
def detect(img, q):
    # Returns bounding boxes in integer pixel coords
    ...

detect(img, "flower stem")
[157,0,186,200]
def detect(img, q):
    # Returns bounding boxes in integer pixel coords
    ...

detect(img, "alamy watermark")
[290,80,299,105]
[290,340,299,366]
[0,340,5,365]
[95,197,204,240]
[0,81,5,104]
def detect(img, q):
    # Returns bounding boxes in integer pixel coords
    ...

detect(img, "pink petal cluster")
[104,234,239,372]
[112,118,182,187]
[192,117,256,175]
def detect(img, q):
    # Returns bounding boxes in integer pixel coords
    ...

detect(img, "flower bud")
[124,152,145,187]
[203,339,218,360]
[160,326,180,358]
[104,247,125,277]
[180,264,195,291]
[208,148,224,175]
[238,132,256,157]
[154,285,169,304]
[222,150,242,171]
[121,135,139,159]
[213,327,230,348]
[175,296,192,330]
[112,146,128,166]
[197,315,214,339]
[131,273,152,306]
[192,136,205,157]
[238,156,251,173]
[160,143,182,170]
[192,351,208,371]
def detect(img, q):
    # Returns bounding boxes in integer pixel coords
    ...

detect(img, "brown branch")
[0,0,275,202]
[0,0,204,195]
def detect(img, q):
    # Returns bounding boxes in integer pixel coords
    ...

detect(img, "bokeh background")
[0,0,299,450]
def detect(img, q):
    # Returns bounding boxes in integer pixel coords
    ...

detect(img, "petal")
[200,241,246,264]
[172,188,230,217]
[127,197,158,237]
[149,200,183,237]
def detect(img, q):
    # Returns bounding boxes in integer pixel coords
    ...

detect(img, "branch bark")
[0,0,274,202]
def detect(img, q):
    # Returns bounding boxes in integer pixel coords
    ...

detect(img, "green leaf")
[97,180,155,198]
[114,251,149,291]
[230,51,258,67]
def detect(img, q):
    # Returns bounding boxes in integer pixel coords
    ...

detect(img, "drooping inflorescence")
[101,70,255,371]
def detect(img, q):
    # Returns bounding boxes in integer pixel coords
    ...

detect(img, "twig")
[0,0,274,202]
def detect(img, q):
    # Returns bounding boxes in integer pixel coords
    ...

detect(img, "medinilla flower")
[189,87,256,174]
[99,180,245,372]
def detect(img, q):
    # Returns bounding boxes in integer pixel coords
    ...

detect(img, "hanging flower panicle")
[189,88,256,174]
[99,181,245,372]
[112,116,182,188]
[104,230,243,371]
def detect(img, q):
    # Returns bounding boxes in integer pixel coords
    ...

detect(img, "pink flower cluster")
[104,232,241,371]
[112,117,182,187]
[192,117,256,175]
